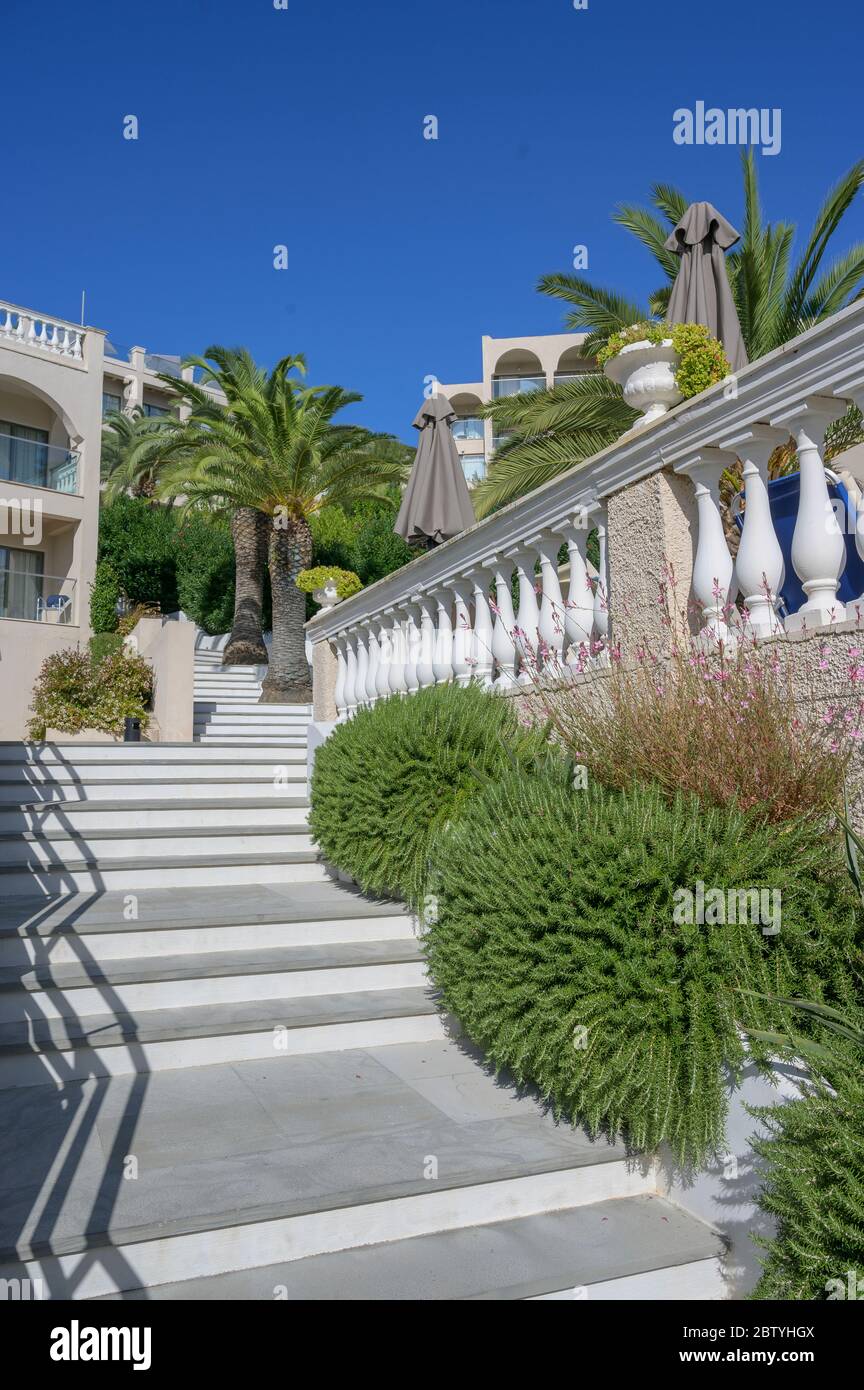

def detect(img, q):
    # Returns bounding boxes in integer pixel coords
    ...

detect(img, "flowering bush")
[28,646,153,741]
[598,321,730,399]
[295,566,362,599]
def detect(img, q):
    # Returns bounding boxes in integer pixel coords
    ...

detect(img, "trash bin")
[124,717,142,743]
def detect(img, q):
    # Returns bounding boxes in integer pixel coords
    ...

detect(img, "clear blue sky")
[2,0,862,443]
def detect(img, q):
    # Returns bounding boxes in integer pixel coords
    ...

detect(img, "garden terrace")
[307,300,864,719]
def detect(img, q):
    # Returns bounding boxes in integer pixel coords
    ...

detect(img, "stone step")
[0,939,427,1020]
[195,733,308,745]
[0,988,443,1087]
[0,848,329,895]
[193,704,310,717]
[0,882,414,966]
[0,1041,656,1296]
[0,824,316,865]
[0,743,306,765]
[0,776,306,802]
[92,1196,723,1302]
[0,799,310,833]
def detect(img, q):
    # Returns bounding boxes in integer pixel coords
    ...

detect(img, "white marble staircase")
[193,650,310,744]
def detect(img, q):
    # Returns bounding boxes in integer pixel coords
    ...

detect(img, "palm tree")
[474,152,864,517]
[157,347,409,703]
[100,406,174,501]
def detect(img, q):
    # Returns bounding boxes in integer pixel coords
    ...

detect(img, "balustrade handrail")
[0,300,87,361]
[308,299,864,645]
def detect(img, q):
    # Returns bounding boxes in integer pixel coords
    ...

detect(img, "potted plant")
[599,322,730,427]
[295,566,362,611]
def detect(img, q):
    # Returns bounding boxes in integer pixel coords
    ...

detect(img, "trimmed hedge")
[424,768,861,1165]
[308,683,551,908]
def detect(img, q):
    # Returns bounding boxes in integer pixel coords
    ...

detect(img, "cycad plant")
[157,347,409,702]
[475,151,864,516]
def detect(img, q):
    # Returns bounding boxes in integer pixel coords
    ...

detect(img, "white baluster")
[432,589,454,684]
[553,516,594,667]
[719,425,788,636]
[355,624,370,708]
[386,608,407,695]
[592,504,610,643]
[486,554,517,692]
[676,448,738,644]
[365,621,381,703]
[771,397,848,626]
[375,619,393,699]
[468,570,494,686]
[508,545,541,684]
[415,594,437,688]
[344,634,359,714]
[403,603,421,694]
[0,309,11,339]
[450,579,474,686]
[25,316,37,346]
[533,530,566,672]
[333,635,348,717]
[71,329,83,361]
[15,314,27,343]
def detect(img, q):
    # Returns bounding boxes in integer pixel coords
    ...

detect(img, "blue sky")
[2,0,862,443]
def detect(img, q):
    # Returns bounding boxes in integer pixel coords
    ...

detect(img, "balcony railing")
[491,375,546,398]
[0,302,84,361]
[307,299,864,718]
[0,434,79,493]
[0,571,76,624]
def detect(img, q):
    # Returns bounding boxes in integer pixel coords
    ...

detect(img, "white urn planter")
[313,581,341,612]
[603,339,683,427]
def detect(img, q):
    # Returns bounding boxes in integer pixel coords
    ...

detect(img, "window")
[102,392,122,417]
[0,546,44,621]
[462,455,486,486]
[143,402,170,418]
[0,420,49,487]
[451,416,484,441]
[491,375,546,399]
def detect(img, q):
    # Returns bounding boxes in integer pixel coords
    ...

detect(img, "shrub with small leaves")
[597,320,729,398]
[424,768,861,1166]
[28,646,153,741]
[295,566,362,599]
[308,682,551,907]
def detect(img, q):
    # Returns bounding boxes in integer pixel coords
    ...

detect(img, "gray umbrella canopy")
[664,201,748,373]
[394,393,476,545]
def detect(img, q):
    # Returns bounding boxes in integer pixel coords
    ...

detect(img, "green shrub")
[308,683,551,907]
[89,631,124,665]
[89,561,121,634]
[597,320,730,398]
[351,508,414,585]
[174,513,237,635]
[296,566,362,599]
[97,496,179,613]
[28,646,153,741]
[749,1018,864,1299]
[424,769,861,1165]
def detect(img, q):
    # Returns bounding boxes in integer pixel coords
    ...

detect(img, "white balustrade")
[432,590,454,684]
[676,448,737,644]
[771,397,848,626]
[486,555,518,692]
[719,425,788,635]
[534,531,566,670]
[415,594,437,688]
[555,515,594,665]
[0,303,84,361]
[468,571,495,686]
[508,546,541,684]
[305,305,864,717]
[403,603,421,694]
[450,579,474,686]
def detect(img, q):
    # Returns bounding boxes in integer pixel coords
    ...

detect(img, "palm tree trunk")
[223,508,269,666]
[261,514,313,703]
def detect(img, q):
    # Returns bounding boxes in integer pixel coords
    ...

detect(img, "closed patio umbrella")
[664,202,748,374]
[394,393,475,546]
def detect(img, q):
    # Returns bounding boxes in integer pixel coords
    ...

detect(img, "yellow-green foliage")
[295,566,362,599]
[597,320,730,397]
[28,646,153,741]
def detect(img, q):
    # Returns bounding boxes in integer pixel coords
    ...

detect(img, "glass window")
[492,375,546,399]
[0,420,50,487]
[102,392,122,417]
[143,402,170,418]
[0,546,44,621]
[451,416,484,441]
[461,455,486,486]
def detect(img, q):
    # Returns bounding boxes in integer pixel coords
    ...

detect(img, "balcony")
[0,303,84,361]
[307,298,864,715]
[0,569,76,624]
[0,432,78,494]
[451,416,484,442]
[491,374,546,399]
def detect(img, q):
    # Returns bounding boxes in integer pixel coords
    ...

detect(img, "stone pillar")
[605,467,699,659]
[312,639,339,721]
